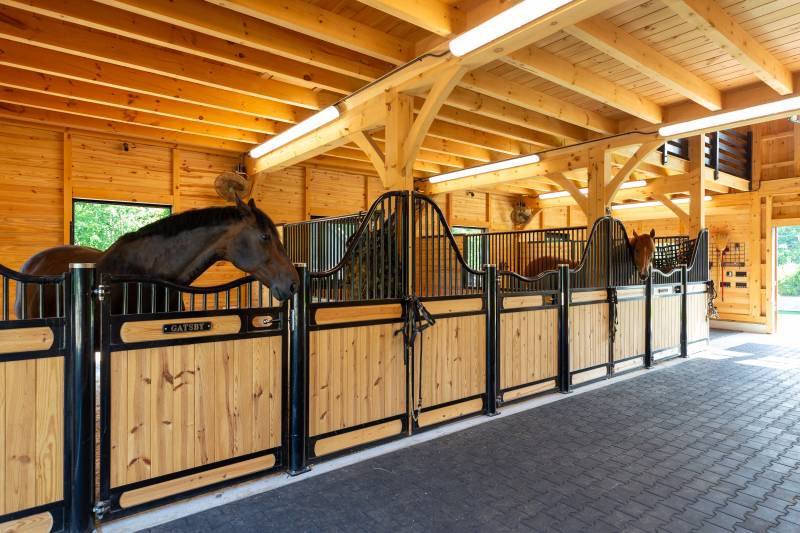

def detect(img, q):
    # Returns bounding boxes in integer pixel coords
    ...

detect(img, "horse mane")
[115,204,277,244]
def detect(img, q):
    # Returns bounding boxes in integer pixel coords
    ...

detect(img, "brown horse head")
[630,228,656,280]
[226,196,299,300]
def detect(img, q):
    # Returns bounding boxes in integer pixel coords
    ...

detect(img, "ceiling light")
[428,154,541,184]
[659,97,800,137]
[448,0,572,57]
[250,106,340,159]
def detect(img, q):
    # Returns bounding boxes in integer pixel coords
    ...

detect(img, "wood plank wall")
[499,309,558,389]
[109,337,282,487]
[308,323,405,437]
[415,314,485,409]
[0,356,64,514]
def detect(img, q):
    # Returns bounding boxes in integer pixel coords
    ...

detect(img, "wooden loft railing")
[658,129,753,181]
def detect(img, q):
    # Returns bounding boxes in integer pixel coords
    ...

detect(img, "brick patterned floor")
[146,342,800,532]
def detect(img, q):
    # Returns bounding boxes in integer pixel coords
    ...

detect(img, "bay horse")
[525,228,657,280]
[15,196,298,319]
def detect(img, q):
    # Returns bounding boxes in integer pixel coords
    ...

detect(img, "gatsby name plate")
[162,321,213,334]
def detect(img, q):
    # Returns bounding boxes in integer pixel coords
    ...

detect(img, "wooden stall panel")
[653,295,681,352]
[569,303,609,371]
[109,337,282,488]
[688,293,710,343]
[0,357,64,515]
[613,299,645,361]
[500,309,558,390]
[309,323,405,437]
[416,314,485,409]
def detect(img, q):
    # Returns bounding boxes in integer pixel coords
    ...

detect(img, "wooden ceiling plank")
[0,39,303,123]
[4,0,364,95]
[566,16,722,111]
[207,0,413,64]
[0,5,325,110]
[355,0,457,37]
[94,0,390,81]
[0,65,284,135]
[0,102,250,151]
[503,46,663,124]
[460,70,619,134]
[0,86,265,143]
[662,0,793,95]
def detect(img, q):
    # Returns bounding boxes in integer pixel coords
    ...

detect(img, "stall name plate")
[162,321,213,334]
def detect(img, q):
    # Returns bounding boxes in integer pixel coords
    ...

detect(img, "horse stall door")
[97,277,287,519]
[612,287,647,373]
[498,292,559,403]
[0,269,67,532]
[307,303,407,459]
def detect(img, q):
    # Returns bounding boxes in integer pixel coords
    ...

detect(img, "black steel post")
[644,271,653,368]
[680,264,688,358]
[66,263,95,533]
[288,264,310,476]
[558,264,571,393]
[484,265,499,415]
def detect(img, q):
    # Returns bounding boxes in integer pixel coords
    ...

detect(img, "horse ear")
[649,228,656,238]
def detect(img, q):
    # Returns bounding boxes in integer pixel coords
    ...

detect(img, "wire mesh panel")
[413,193,485,297]
[310,192,406,302]
[283,212,366,272]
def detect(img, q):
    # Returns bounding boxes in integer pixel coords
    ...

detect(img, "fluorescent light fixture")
[428,153,541,184]
[659,96,800,137]
[611,196,711,211]
[249,106,340,158]
[537,180,647,200]
[448,0,572,57]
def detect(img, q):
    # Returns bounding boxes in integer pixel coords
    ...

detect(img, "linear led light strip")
[610,196,712,211]
[537,180,647,200]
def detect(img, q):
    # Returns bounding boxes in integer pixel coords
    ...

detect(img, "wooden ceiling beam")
[355,0,458,37]
[662,0,793,95]
[0,86,265,143]
[0,5,329,110]
[461,70,619,134]
[94,0,391,81]
[4,0,364,95]
[208,0,413,65]
[0,39,304,123]
[0,65,284,135]
[0,103,250,151]
[566,16,722,111]
[503,46,662,124]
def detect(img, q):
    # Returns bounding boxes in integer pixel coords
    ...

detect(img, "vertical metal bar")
[66,263,95,532]
[680,265,688,358]
[645,271,654,368]
[484,265,499,415]
[558,264,571,393]
[289,264,310,476]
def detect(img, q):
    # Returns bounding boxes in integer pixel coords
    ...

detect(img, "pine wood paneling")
[499,308,558,390]
[309,323,405,437]
[110,337,282,487]
[1,356,64,514]
[568,303,609,371]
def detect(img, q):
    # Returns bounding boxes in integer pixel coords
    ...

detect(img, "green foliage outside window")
[73,201,170,251]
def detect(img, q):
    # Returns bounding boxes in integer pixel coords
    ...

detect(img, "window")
[452,226,485,288]
[72,200,171,251]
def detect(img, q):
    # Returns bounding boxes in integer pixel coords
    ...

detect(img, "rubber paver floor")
[145,342,800,533]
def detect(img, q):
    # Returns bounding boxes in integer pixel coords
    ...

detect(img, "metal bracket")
[93,500,111,520]
[93,284,110,301]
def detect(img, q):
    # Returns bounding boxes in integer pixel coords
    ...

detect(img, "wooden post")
[384,89,414,191]
[688,134,707,236]
[586,147,611,228]
[171,147,181,213]
[63,131,73,244]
